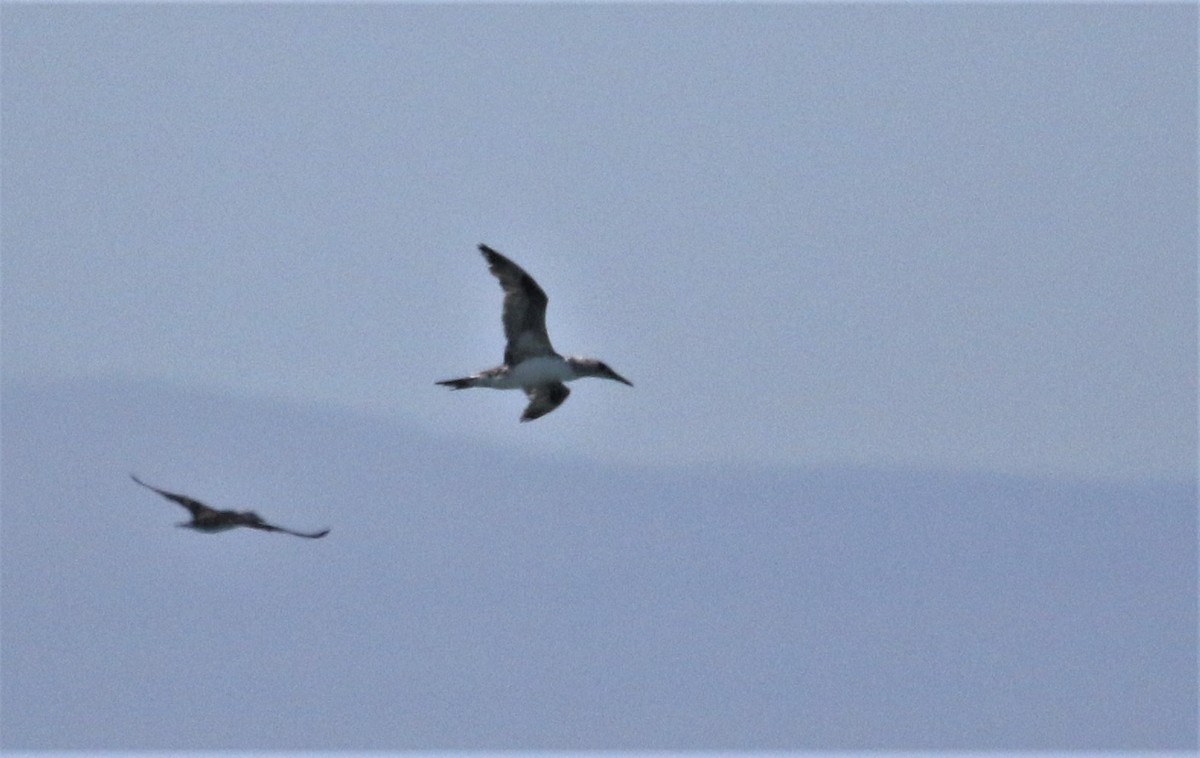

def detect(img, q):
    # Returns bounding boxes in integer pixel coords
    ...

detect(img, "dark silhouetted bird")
[130,474,329,539]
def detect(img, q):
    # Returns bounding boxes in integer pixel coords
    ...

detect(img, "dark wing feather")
[478,244,556,363]
[520,382,570,422]
[278,526,330,539]
[130,473,218,519]
[244,518,331,539]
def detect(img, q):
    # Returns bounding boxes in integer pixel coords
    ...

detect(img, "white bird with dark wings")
[438,244,632,421]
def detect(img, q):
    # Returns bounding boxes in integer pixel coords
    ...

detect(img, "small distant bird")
[130,474,330,539]
[438,244,633,421]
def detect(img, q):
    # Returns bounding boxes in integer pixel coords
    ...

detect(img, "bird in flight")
[130,474,330,539]
[438,243,632,421]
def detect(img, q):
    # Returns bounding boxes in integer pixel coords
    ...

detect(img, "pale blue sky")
[3,3,1194,481]
[1,3,1196,752]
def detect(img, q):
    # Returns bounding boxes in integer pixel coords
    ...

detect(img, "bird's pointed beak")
[608,369,633,387]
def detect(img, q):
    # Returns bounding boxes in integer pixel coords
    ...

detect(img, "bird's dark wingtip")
[478,243,502,263]
[293,528,331,539]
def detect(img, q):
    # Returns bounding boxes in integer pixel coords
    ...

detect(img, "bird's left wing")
[130,473,217,519]
[520,382,570,422]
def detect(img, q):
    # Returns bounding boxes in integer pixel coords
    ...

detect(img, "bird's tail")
[436,377,476,390]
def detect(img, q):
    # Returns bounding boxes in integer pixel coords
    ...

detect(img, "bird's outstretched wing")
[521,382,570,422]
[130,473,218,519]
[243,516,330,539]
[478,244,556,364]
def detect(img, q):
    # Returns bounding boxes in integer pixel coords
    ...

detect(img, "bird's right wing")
[248,519,331,539]
[478,244,556,363]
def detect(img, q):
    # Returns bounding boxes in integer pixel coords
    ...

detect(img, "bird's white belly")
[504,356,574,387]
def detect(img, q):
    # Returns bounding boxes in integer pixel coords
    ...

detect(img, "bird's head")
[572,358,633,387]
